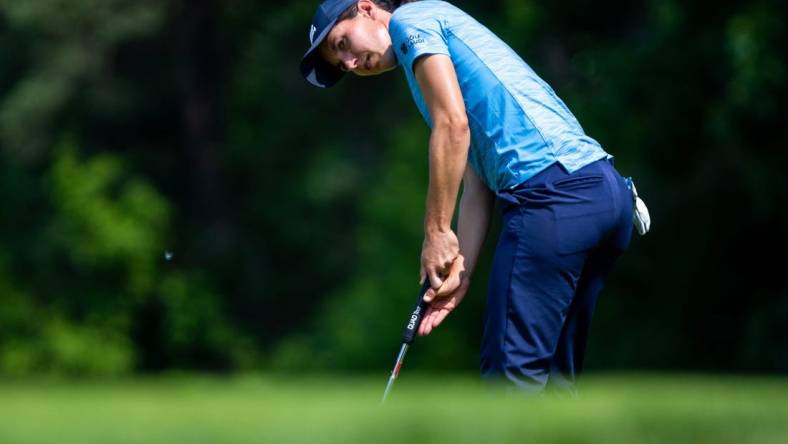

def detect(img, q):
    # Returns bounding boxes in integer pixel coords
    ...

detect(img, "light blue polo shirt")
[389,0,610,191]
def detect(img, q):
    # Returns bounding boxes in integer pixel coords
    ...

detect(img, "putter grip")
[401,281,432,345]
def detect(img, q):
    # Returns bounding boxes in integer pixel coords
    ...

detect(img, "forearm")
[424,121,469,234]
[457,184,494,277]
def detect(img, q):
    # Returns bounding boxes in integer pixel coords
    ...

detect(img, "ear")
[357,0,374,17]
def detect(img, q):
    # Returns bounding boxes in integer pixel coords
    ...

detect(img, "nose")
[339,54,358,72]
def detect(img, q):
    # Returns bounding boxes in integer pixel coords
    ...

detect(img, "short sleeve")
[389,13,449,73]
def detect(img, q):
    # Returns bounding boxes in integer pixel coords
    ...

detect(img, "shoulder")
[392,0,437,17]
[391,0,460,28]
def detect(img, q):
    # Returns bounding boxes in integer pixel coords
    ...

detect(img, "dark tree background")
[0,0,785,376]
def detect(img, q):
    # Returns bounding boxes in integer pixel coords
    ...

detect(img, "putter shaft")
[381,281,431,403]
[381,343,409,403]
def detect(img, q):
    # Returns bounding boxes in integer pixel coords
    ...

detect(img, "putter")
[381,280,432,403]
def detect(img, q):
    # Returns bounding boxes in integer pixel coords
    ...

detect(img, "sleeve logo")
[406,34,425,47]
[401,33,425,55]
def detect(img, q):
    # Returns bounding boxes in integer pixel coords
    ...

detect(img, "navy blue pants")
[480,158,633,391]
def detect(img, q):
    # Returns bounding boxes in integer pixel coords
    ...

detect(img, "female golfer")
[300,0,635,392]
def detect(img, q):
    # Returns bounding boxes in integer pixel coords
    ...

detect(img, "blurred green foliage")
[0,0,786,376]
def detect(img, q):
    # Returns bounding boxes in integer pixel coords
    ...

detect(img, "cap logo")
[309,24,317,44]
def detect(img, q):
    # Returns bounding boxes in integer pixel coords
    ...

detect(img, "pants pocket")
[553,173,603,187]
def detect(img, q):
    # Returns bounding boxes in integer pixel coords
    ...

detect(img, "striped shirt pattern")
[389,0,610,191]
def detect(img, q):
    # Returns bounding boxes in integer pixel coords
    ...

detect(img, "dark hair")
[337,0,418,21]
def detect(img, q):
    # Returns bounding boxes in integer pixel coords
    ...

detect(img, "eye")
[338,37,347,50]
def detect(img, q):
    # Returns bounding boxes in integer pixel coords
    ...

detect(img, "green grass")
[0,373,786,443]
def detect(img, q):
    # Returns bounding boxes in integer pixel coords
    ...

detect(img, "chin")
[379,63,397,73]
[355,64,386,77]
[357,66,394,76]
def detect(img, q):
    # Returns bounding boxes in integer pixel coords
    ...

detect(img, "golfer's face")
[319,13,396,76]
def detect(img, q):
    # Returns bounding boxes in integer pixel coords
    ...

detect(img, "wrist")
[425,224,453,237]
[424,207,452,235]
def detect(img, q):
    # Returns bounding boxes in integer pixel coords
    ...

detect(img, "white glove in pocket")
[625,177,650,235]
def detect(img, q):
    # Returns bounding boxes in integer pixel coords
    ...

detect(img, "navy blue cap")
[300,0,359,88]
